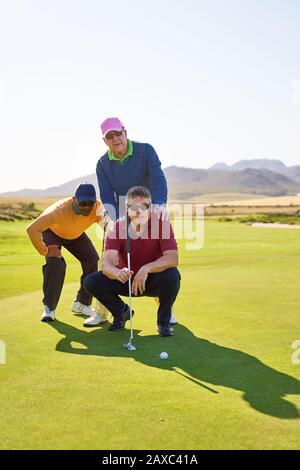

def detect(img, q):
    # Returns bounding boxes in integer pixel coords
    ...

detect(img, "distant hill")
[285,165,300,182]
[2,174,98,198]
[165,166,300,198]
[2,159,300,200]
[209,159,300,183]
[231,159,287,173]
[209,162,230,171]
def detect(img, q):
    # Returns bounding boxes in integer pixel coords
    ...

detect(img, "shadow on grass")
[48,320,300,419]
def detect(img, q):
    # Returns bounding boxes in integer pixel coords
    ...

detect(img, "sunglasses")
[105,130,123,140]
[128,203,151,212]
[78,200,95,208]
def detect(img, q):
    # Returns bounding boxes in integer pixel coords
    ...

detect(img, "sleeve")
[94,200,105,224]
[96,159,119,222]
[26,209,60,256]
[145,144,168,205]
[159,221,178,253]
[105,221,121,252]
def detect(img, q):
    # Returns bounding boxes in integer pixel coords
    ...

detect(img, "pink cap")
[101,117,124,137]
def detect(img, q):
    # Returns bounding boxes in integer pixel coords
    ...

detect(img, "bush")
[19,202,36,212]
[12,214,32,221]
[237,213,300,225]
[0,214,15,222]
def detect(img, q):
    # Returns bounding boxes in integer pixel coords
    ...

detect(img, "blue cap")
[75,182,96,202]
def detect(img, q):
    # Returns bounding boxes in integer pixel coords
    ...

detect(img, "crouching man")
[84,186,180,336]
[26,182,106,324]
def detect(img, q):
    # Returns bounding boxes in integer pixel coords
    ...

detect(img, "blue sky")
[1,0,300,191]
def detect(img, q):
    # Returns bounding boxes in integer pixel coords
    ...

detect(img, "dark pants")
[84,268,181,326]
[42,229,99,310]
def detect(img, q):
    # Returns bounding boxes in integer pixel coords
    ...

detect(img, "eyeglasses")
[78,200,95,208]
[128,203,151,212]
[105,130,123,140]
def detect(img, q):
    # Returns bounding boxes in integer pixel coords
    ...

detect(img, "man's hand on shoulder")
[151,204,169,221]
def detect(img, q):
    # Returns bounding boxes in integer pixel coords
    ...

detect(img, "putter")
[124,214,136,351]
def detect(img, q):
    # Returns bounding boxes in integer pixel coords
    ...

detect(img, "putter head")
[124,342,136,351]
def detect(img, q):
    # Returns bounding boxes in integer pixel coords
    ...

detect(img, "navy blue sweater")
[96,141,168,221]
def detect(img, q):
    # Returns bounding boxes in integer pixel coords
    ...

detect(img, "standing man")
[84,186,180,336]
[97,116,168,222]
[26,183,105,323]
[89,116,176,326]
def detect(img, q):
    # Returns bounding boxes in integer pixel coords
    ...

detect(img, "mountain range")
[2,159,300,199]
[209,159,300,181]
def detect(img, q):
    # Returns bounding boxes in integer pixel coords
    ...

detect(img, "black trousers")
[84,268,181,326]
[42,229,99,310]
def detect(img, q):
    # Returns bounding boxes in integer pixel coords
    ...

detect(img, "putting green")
[0,220,300,449]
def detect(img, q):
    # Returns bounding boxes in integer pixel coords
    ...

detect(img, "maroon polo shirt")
[105,215,178,277]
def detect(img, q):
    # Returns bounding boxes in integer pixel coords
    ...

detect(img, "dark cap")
[74,182,96,202]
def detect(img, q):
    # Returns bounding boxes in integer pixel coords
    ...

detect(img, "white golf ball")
[160,352,168,360]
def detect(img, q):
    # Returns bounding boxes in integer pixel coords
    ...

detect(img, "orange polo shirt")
[26,197,104,256]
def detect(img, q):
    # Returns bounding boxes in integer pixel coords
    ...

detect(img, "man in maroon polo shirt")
[84,186,181,336]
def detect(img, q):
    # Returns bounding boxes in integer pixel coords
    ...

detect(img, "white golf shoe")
[83,312,108,327]
[41,306,55,322]
[71,300,95,317]
[170,313,177,325]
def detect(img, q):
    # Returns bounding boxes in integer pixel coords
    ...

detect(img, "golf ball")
[160,352,168,360]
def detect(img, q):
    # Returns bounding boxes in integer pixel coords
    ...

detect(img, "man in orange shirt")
[26,182,106,323]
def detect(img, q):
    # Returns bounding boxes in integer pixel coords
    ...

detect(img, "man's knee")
[162,268,180,283]
[44,257,66,273]
[84,272,96,295]
[159,268,181,292]
[84,271,105,295]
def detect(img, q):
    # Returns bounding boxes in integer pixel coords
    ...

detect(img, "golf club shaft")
[127,251,133,341]
[101,212,109,256]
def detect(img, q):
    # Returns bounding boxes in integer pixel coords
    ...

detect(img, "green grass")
[0,220,300,449]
